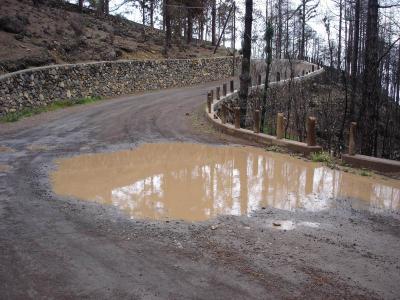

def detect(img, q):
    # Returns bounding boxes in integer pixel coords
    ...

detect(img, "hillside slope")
[0,0,230,74]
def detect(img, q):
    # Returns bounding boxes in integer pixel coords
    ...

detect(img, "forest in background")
[3,0,400,159]
[82,0,400,159]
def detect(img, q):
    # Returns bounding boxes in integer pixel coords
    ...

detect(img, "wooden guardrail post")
[312,65,315,72]
[230,80,234,93]
[302,70,305,76]
[221,104,227,124]
[276,113,284,139]
[216,86,220,100]
[210,89,214,101]
[234,107,240,128]
[257,74,262,85]
[349,122,357,155]
[207,92,212,113]
[223,83,227,96]
[306,117,317,146]
[254,110,261,133]
[276,72,281,82]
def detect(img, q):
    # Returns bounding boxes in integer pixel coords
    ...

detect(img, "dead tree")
[238,0,253,127]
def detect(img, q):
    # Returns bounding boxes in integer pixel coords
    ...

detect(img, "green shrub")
[265,145,285,153]
[0,96,102,123]
[310,151,332,163]
[310,151,337,169]
[359,169,372,177]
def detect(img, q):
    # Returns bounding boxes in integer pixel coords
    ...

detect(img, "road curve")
[0,79,399,299]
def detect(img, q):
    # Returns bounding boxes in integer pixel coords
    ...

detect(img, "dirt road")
[0,80,399,299]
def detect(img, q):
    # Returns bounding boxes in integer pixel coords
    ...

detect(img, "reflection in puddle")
[270,220,297,230]
[0,146,15,153]
[0,164,11,173]
[27,144,52,152]
[51,143,400,221]
[268,220,320,231]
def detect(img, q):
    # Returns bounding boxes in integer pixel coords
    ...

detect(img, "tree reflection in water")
[51,143,400,221]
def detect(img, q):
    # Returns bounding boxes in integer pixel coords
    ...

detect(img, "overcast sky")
[110,0,334,45]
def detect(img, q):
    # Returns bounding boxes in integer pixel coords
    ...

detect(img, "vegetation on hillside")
[0,0,231,74]
[2,0,400,160]
[236,0,400,160]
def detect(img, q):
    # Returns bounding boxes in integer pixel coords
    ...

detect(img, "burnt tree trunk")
[211,0,216,46]
[150,0,154,28]
[96,0,104,17]
[164,0,172,55]
[238,0,253,127]
[104,0,109,14]
[359,0,380,156]
[261,0,273,133]
[396,45,400,104]
[276,0,283,59]
[337,0,342,69]
[349,0,360,120]
[300,0,306,60]
[187,10,193,44]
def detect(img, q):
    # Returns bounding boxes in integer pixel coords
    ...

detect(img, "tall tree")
[261,9,273,133]
[78,0,84,12]
[349,0,360,120]
[299,0,319,60]
[211,0,217,45]
[163,0,172,55]
[150,0,155,27]
[187,7,193,43]
[359,0,379,155]
[337,0,343,69]
[238,0,253,126]
[276,0,283,59]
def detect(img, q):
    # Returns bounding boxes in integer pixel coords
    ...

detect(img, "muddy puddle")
[51,143,400,221]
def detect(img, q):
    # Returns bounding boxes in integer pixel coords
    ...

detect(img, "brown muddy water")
[51,143,400,221]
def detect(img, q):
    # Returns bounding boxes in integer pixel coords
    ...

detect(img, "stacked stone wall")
[0,56,239,116]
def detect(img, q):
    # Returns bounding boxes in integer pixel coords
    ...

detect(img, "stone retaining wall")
[0,56,239,116]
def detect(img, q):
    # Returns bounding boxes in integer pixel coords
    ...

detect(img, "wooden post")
[207,93,212,113]
[210,89,214,101]
[276,72,281,82]
[234,107,240,128]
[257,74,262,85]
[306,117,316,146]
[230,80,234,93]
[302,70,305,76]
[254,110,261,133]
[221,105,227,124]
[349,122,357,155]
[312,65,315,72]
[276,113,284,139]
[216,86,220,100]
[223,83,227,96]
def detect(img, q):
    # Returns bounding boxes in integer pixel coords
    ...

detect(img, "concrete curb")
[205,64,324,156]
[342,154,400,173]
[205,109,322,155]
